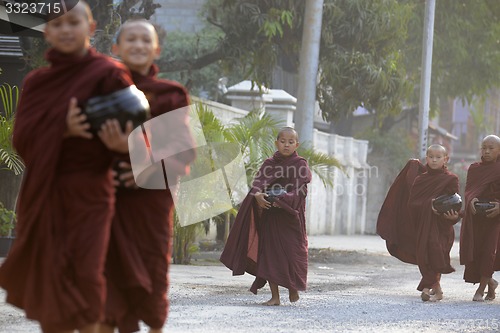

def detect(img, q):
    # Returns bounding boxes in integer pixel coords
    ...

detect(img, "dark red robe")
[408,166,460,290]
[220,151,312,294]
[377,159,426,264]
[104,65,195,333]
[0,48,133,331]
[460,159,500,283]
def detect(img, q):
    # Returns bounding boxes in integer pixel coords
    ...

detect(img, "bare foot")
[485,279,498,301]
[421,288,431,302]
[289,290,300,303]
[429,290,443,302]
[473,291,484,302]
[262,298,280,306]
[430,282,441,295]
[429,285,443,301]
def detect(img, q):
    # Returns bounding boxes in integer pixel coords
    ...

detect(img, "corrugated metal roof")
[0,36,22,57]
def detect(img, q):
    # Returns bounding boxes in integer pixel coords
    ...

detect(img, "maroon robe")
[220,151,312,294]
[104,65,195,333]
[408,166,460,290]
[377,159,426,264]
[460,159,500,283]
[0,48,133,331]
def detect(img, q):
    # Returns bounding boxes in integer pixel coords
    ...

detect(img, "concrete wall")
[308,130,371,235]
[192,97,248,124]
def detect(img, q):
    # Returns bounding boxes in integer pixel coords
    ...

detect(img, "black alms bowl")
[265,186,287,203]
[474,200,496,216]
[84,85,150,134]
[433,193,462,214]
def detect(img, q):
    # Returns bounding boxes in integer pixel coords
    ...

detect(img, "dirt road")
[2,249,499,332]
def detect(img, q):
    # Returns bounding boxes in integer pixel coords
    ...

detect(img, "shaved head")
[481,135,500,162]
[426,144,447,156]
[482,135,500,146]
[114,19,159,46]
[74,1,93,21]
[277,127,299,141]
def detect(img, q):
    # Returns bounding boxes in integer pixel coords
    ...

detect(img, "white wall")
[308,130,370,235]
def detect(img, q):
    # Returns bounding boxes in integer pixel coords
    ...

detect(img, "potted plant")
[0,82,23,257]
[0,202,15,257]
[0,82,23,175]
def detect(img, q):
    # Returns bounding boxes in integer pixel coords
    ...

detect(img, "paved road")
[1,236,499,332]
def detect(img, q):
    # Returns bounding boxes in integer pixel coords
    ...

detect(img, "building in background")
[449,90,500,163]
[151,0,206,33]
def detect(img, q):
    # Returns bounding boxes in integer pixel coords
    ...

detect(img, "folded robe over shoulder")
[0,48,133,331]
[460,159,500,283]
[220,151,312,294]
[104,65,195,333]
[377,159,426,264]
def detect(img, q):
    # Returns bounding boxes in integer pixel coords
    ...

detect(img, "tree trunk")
[88,0,115,55]
[295,0,323,147]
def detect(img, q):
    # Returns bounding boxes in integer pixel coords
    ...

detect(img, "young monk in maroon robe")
[220,127,312,306]
[96,20,195,333]
[378,145,460,302]
[408,145,460,302]
[0,2,134,333]
[460,135,500,302]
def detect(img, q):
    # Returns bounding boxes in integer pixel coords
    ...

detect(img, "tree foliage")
[157,0,301,86]
[156,0,500,127]
[20,0,500,128]
[159,0,415,123]
[403,0,500,110]
[318,0,413,122]
[159,29,241,99]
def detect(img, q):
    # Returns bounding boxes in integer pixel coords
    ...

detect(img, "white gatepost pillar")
[263,89,296,127]
[225,80,271,113]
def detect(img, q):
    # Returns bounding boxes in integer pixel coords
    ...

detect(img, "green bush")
[0,202,15,237]
[0,83,24,175]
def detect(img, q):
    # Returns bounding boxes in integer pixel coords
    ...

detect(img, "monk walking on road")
[0,2,134,332]
[221,127,311,305]
[460,135,500,302]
